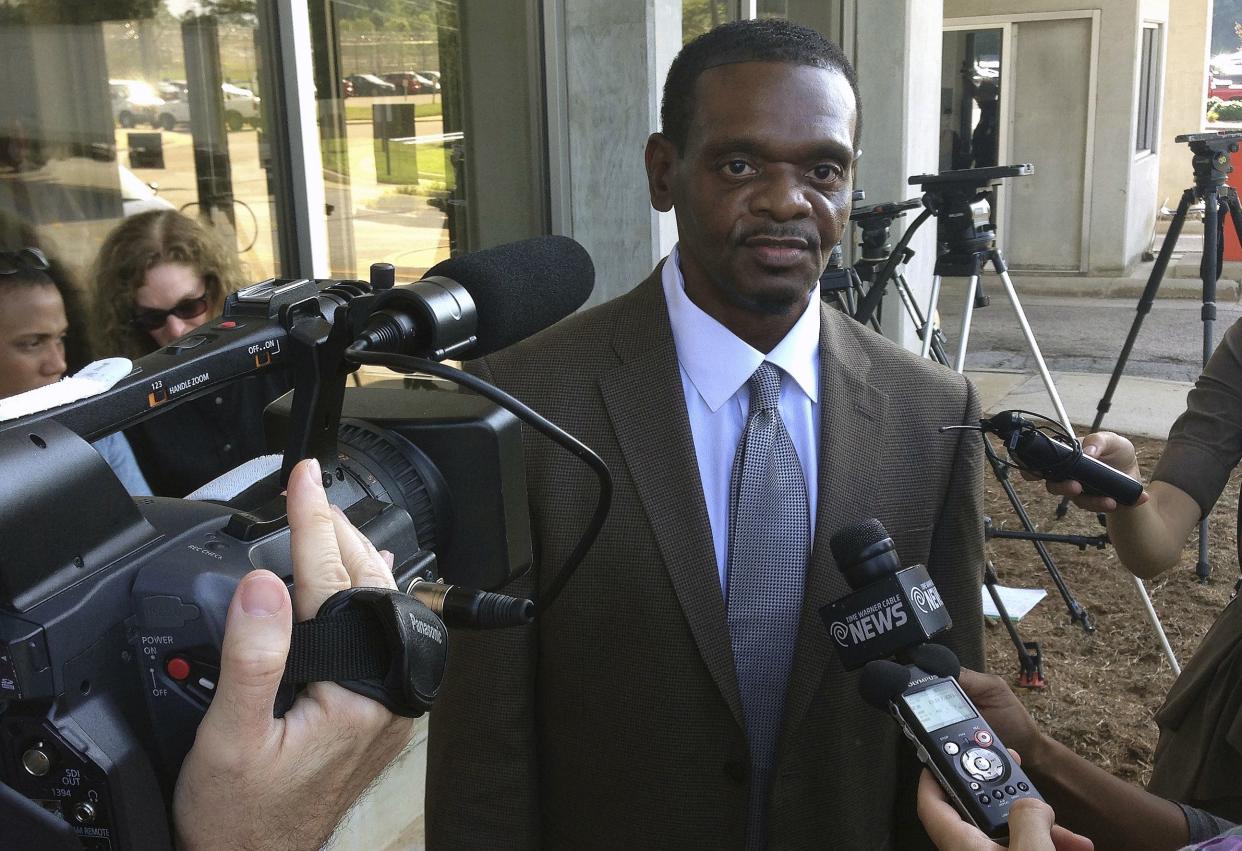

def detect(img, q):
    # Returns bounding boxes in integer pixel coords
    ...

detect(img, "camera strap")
[281,587,447,717]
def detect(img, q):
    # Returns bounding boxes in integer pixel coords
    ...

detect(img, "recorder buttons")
[961,747,1005,783]
[943,742,960,755]
[977,794,991,805]
[973,730,993,746]
[1005,785,1017,796]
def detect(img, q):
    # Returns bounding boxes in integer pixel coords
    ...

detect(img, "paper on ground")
[981,584,1047,621]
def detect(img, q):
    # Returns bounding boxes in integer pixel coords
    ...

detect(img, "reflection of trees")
[682,0,729,44]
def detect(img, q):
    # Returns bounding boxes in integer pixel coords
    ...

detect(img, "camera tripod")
[1057,131,1242,586]
[847,169,1099,641]
[824,200,953,367]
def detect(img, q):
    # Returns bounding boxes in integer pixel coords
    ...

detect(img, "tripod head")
[1177,131,1242,197]
[849,197,923,262]
[909,164,1033,258]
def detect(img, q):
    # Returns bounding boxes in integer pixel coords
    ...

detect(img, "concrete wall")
[852,0,945,349]
[944,0,1170,275]
[1156,0,1210,209]
[553,0,681,306]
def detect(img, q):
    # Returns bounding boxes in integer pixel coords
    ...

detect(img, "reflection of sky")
[164,0,202,17]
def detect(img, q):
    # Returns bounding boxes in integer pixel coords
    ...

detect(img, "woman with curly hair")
[92,210,289,496]
[93,209,246,359]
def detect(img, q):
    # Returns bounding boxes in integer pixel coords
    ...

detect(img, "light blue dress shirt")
[661,245,821,594]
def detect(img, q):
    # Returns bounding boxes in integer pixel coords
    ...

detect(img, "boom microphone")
[820,519,952,670]
[355,235,595,360]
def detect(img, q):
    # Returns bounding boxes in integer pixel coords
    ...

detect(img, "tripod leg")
[896,272,951,367]
[1196,190,1222,582]
[983,560,1045,687]
[954,275,979,373]
[992,256,1075,438]
[1056,188,1195,519]
[922,275,944,359]
[1130,573,1181,675]
[987,443,1095,632]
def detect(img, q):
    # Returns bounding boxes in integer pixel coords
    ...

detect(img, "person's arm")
[956,668,1190,851]
[172,458,416,850]
[1037,432,1199,578]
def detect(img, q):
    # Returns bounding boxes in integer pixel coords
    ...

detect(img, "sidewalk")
[965,368,1191,439]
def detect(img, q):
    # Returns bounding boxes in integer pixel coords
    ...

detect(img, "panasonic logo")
[829,601,909,647]
[410,614,443,644]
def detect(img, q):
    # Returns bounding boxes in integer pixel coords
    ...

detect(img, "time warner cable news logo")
[828,580,945,647]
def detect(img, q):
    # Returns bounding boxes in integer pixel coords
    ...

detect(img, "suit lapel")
[780,306,888,750]
[598,272,745,728]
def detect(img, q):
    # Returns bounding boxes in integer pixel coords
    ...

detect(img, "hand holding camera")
[174,458,415,851]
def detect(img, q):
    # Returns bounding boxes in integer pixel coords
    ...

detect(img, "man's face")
[0,283,68,398]
[646,61,857,340]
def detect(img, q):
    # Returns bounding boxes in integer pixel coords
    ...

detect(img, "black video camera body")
[0,277,532,849]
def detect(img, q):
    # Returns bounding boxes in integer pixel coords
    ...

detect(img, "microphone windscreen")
[906,643,961,679]
[859,659,912,709]
[425,235,594,357]
[830,518,890,568]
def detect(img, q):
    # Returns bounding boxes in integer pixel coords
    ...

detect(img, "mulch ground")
[982,433,1239,785]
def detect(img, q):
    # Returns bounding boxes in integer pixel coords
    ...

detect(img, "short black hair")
[660,18,861,154]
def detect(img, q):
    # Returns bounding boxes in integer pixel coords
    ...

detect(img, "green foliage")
[1212,99,1242,121]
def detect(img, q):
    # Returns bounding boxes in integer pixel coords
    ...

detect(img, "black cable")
[344,346,612,612]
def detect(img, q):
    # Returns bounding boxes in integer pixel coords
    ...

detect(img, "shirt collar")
[662,244,821,412]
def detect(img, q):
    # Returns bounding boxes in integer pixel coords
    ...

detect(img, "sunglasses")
[129,294,210,331]
[0,246,50,275]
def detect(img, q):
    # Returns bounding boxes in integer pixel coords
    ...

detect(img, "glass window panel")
[757,0,788,19]
[309,0,460,281]
[683,0,733,44]
[0,1,280,311]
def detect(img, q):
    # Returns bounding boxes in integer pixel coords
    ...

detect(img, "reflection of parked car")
[382,71,437,94]
[418,70,442,92]
[1210,77,1242,102]
[118,165,175,217]
[110,80,165,128]
[156,82,261,131]
[346,74,397,96]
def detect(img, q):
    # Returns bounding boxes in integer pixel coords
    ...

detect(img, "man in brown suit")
[427,19,984,850]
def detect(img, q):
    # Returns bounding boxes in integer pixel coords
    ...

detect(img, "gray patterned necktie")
[726,360,810,851]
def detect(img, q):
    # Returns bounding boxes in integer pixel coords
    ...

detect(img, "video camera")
[0,237,597,848]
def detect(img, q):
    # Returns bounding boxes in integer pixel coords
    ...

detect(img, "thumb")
[1006,797,1058,851]
[201,570,292,751]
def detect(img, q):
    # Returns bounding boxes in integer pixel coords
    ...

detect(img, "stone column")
[851,0,944,350]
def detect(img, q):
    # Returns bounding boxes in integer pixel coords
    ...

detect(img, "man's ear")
[645,133,677,213]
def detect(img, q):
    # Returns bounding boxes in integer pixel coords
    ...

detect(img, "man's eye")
[722,160,755,177]
[810,164,843,182]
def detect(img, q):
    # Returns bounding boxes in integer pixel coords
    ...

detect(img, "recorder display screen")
[905,680,977,732]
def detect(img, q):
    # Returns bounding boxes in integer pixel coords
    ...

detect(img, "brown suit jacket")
[426,268,985,850]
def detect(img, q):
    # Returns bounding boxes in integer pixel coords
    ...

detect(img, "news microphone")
[820,519,953,670]
[354,235,595,360]
[985,411,1143,505]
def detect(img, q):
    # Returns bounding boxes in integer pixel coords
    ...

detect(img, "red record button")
[974,730,993,746]
[165,656,192,682]
[218,321,237,329]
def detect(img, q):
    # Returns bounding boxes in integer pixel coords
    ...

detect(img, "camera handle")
[282,587,449,717]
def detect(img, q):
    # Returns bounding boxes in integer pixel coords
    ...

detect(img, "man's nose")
[752,168,813,221]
